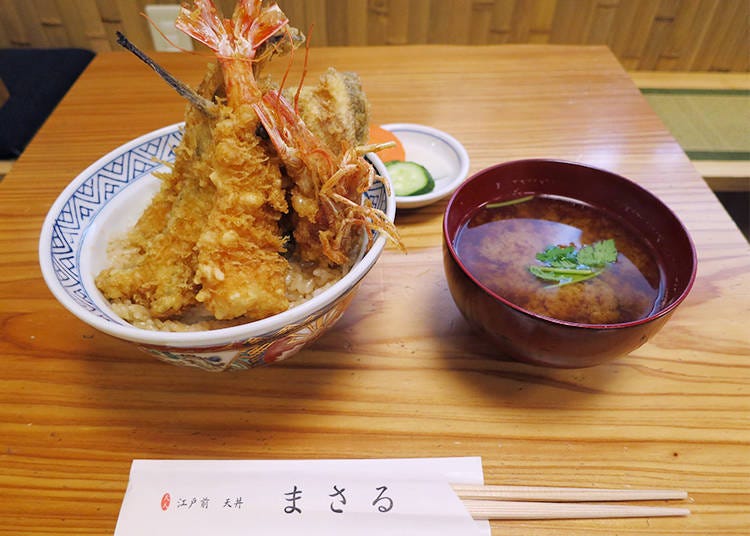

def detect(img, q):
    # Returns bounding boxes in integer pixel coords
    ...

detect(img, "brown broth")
[454,195,663,324]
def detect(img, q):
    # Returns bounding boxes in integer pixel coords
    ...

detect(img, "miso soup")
[453,195,663,324]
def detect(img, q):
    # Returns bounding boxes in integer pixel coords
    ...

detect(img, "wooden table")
[1,45,748,535]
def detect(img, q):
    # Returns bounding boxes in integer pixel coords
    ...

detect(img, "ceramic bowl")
[381,123,470,209]
[442,159,697,368]
[39,123,395,371]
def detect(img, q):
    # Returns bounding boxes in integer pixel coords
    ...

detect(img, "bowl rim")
[380,122,470,209]
[39,123,395,348]
[443,158,698,330]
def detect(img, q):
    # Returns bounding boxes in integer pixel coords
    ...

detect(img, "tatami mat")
[642,89,750,160]
[640,87,749,240]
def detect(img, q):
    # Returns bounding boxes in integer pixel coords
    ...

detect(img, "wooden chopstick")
[463,500,691,520]
[451,484,690,520]
[451,484,688,502]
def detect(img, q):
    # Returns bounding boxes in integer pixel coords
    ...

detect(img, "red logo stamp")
[161,492,171,511]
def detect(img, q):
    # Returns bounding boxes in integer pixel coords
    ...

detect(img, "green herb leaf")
[528,265,602,286]
[577,238,618,267]
[485,195,534,209]
[535,245,578,269]
[529,240,618,286]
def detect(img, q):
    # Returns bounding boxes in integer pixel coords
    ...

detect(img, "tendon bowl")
[442,159,696,368]
[39,123,395,371]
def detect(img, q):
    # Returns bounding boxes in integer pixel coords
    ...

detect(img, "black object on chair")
[0,48,95,159]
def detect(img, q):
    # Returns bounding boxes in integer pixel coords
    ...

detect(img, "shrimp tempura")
[176,0,293,320]
[97,0,402,329]
[193,101,289,320]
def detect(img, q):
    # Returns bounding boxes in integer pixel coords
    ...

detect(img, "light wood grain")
[0,0,748,71]
[452,484,688,502]
[1,46,749,535]
[463,499,691,520]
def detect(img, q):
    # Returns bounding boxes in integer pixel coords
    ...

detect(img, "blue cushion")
[0,48,95,158]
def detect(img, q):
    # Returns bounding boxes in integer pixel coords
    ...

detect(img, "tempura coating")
[291,67,370,152]
[96,1,402,330]
[96,64,222,317]
[193,102,289,320]
[255,88,404,268]
[280,68,390,265]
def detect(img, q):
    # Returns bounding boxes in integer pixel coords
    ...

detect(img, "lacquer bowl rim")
[442,158,697,331]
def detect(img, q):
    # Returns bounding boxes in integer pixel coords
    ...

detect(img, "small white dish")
[381,123,470,209]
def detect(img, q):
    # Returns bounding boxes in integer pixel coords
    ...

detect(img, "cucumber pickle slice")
[385,161,435,196]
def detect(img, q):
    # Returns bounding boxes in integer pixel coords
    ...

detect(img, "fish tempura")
[95,64,222,318]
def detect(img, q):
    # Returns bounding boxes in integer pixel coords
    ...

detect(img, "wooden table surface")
[1,45,748,535]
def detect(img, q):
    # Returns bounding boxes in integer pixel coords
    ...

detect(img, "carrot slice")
[368,125,406,163]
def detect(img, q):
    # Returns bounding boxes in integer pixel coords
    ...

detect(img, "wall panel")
[0,0,746,71]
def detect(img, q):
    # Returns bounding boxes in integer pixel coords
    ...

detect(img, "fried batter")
[96,0,402,330]
[96,64,222,318]
[193,102,289,320]
[255,89,403,267]
[291,67,370,152]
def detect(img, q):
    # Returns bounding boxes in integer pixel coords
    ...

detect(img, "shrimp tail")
[175,0,289,58]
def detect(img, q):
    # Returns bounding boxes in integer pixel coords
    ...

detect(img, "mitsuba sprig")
[529,239,618,286]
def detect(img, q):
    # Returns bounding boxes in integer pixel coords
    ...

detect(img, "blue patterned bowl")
[39,123,395,371]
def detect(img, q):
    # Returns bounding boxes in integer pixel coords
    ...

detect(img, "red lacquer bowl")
[442,159,697,368]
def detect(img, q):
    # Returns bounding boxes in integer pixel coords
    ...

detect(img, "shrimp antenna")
[293,23,313,112]
[276,26,295,101]
[115,31,217,117]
